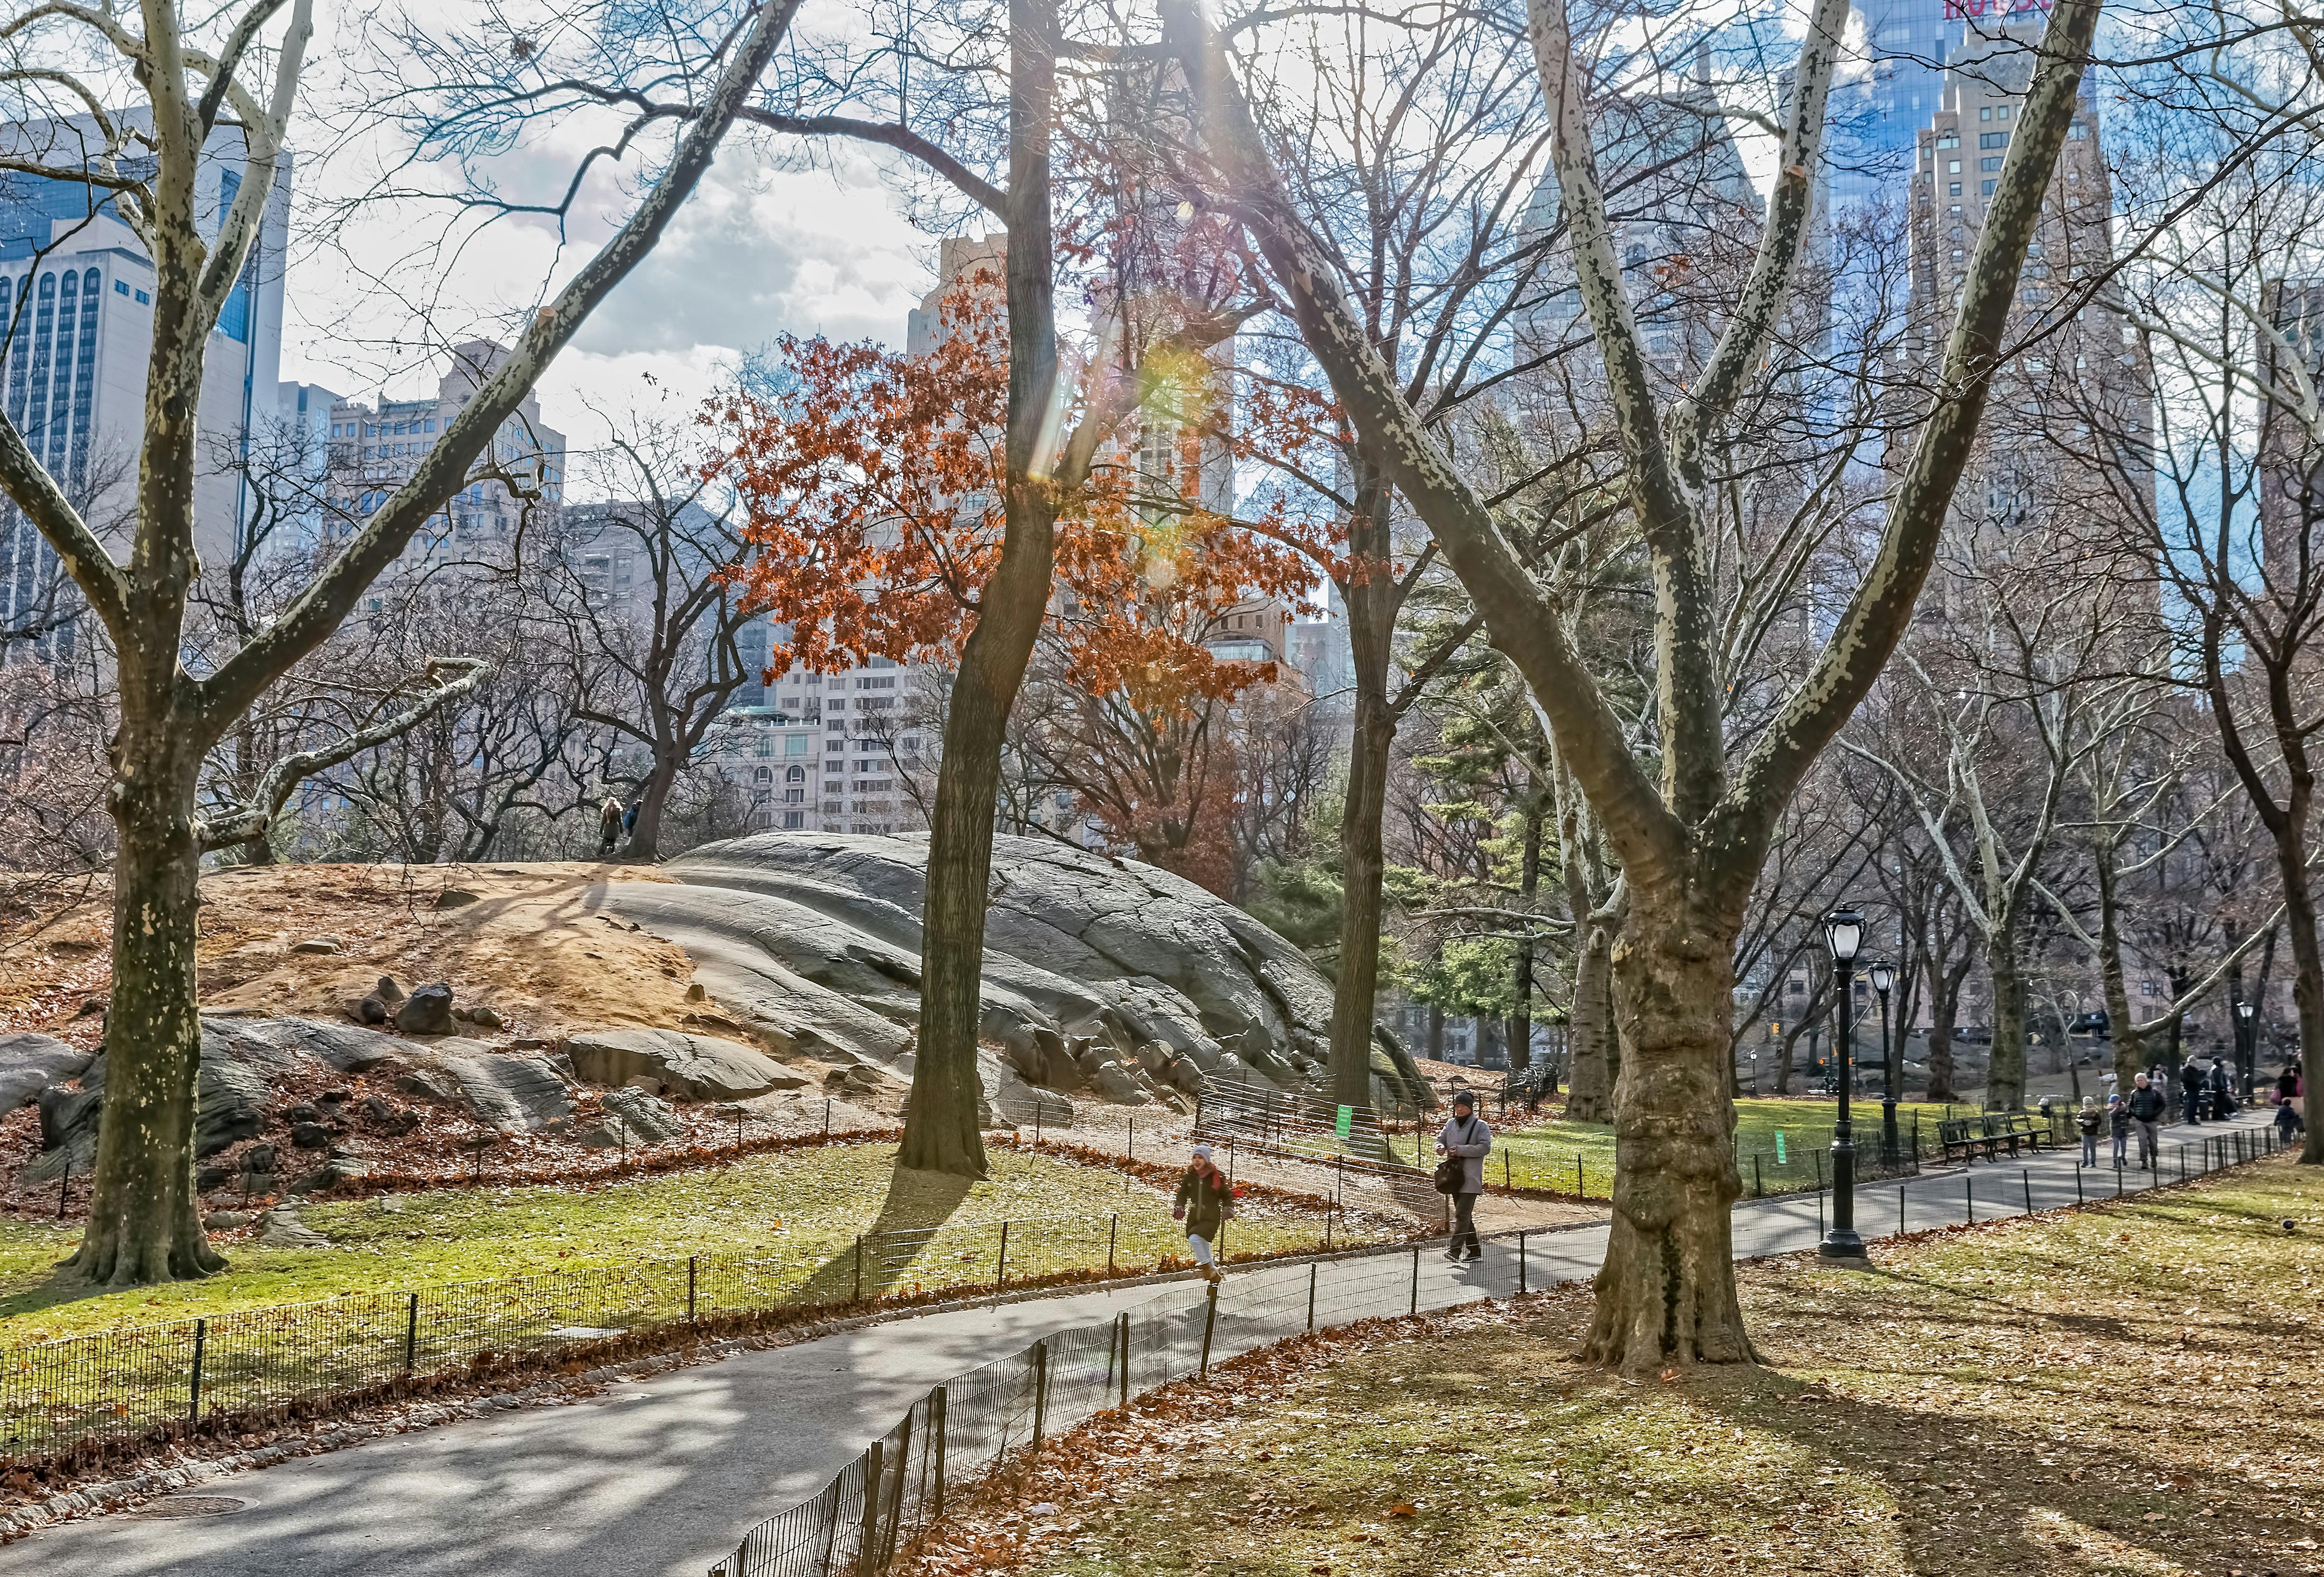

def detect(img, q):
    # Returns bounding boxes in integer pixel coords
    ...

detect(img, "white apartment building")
[322,339,565,556]
[0,113,288,658]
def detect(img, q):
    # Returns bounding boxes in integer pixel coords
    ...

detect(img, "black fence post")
[1754,1155,1763,1199]
[404,1292,419,1374]
[1410,1243,1420,1317]
[188,1317,208,1427]
[881,1408,913,1569]
[995,1221,1009,1293]
[1031,1339,1050,1452]
[855,1235,865,1306]
[857,1439,883,1577]
[931,1386,948,1521]
[1898,1187,1906,1237]
[1108,1214,1117,1274]
[689,1255,699,1321]
[1519,1231,1528,1295]
[2022,1170,2033,1216]
[824,1098,832,1143]
[1307,1261,1317,1332]
[1965,1179,1973,1225]
[1118,1312,1132,1409]
[2075,1165,2083,1205]
[1198,1278,1220,1378]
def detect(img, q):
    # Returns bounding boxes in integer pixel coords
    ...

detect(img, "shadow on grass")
[779,1161,979,1309]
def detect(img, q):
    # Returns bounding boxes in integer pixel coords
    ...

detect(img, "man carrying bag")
[1435,1091,1493,1263]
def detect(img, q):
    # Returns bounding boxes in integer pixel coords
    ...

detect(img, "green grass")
[0,1141,1340,1345]
[1492,1097,1959,1196]
[959,1157,2319,1577]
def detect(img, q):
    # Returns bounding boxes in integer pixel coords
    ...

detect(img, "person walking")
[2076,1095,2101,1166]
[2107,1093,2131,1166]
[2209,1057,2236,1120]
[2127,1073,2167,1168]
[2179,1056,2205,1124]
[597,795,623,858]
[2277,1092,2306,1143]
[1173,1144,1235,1281]
[1435,1090,1493,1263]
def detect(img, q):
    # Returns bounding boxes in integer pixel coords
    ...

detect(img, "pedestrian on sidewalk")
[1435,1091,1492,1263]
[2209,1058,2236,1120]
[2279,1062,2302,1105]
[2128,1074,2167,1166]
[2107,1093,2130,1166]
[2277,1094,2305,1143]
[597,795,623,858]
[2179,1056,2205,1124]
[1173,1144,1235,1282]
[2076,1095,2101,1165]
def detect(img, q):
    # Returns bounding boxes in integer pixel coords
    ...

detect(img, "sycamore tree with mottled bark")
[0,0,802,1285]
[1164,0,2103,1366]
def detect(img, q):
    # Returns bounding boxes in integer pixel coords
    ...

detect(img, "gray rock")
[563,1028,806,1101]
[467,1003,504,1031]
[395,983,457,1036]
[434,888,480,910]
[255,1206,331,1245]
[349,995,390,1026]
[395,1067,460,1101]
[0,1033,93,1112]
[289,938,341,956]
[1092,1061,1151,1105]
[385,1042,574,1133]
[579,1087,687,1149]
[289,1123,333,1151]
[614,832,1431,1111]
[375,976,406,1005]
[204,1210,253,1230]
[288,1156,367,1195]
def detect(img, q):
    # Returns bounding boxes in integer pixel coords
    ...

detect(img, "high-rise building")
[2259,280,2324,559]
[322,339,565,556]
[0,112,288,658]
[1904,30,2153,570]
[1515,85,1764,382]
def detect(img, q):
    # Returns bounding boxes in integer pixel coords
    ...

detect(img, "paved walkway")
[5,1110,2277,1577]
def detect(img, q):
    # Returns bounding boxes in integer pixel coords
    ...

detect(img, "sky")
[273,9,940,482]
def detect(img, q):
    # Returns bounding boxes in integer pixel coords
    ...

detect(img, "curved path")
[2,1111,2276,1577]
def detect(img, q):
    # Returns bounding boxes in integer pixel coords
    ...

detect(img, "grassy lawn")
[1492,1097,1959,1196]
[0,1141,1345,1345]
[937,1156,2318,1577]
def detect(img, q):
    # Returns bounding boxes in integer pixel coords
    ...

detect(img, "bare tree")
[1167,0,2102,1365]
[0,0,801,1283]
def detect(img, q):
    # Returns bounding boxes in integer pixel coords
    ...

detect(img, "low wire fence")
[709,1116,2295,1577]
[0,1205,1374,1470]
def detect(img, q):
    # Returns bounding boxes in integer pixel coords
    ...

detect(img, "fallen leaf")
[1387,1503,1417,1517]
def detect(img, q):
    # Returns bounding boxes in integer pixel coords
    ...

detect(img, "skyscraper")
[0,112,287,659]
[1828,0,2056,208]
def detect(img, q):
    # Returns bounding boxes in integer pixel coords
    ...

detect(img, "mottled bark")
[1584,896,1751,1367]
[1986,932,2027,1111]
[1566,911,1617,1122]
[2095,848,2146,1091]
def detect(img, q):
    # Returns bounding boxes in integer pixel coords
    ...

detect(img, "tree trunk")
[1565,911,1616,1123]
[2094,843,2145,1091]
[1986,933,2027,1110]
[899,0,1060,1179]
[1509,796,1544,1070]
[1584,895,1750,1370]
[623,737,682,863]
[1925,970,1960,1102]
[1326,690,1394,1111]
[66,732,224,1285]
[2272,824,2324,1165]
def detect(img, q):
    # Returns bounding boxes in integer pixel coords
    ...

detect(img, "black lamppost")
[2237,1000,2258,1101]
[1819,908,1868,1260]
[1869,958,1898,1166]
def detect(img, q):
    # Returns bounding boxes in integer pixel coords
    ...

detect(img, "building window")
[785,765,805,783]
[113,279,128,296]
[783,811,805,828]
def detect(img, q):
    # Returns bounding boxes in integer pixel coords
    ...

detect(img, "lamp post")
[1869,958,1898,1166]
[1819,908,1867,1259]
[2237,1000,2258,1101]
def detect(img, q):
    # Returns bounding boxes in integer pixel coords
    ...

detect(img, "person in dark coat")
[2127,1074,2167,1166]
[2107,1094,2131,1166]
[1173,1144,1235,1281]
[1435,1090,1493,1263]
[2208,1058,2236,1119]
[2179,1057,2205,1124]
[2280,1063,2304,1103]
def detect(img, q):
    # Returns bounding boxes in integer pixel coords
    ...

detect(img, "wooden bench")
[1939,1118,2000,1163]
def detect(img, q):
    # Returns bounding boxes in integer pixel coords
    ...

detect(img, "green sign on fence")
[1776,1131,1787,1165]
[1335,1104,1353,1138]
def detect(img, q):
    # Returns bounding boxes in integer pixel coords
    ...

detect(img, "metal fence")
[706,1117,2296,1577]
[0,1206,1359,1468]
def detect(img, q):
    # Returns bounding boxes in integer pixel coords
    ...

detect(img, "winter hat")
[1191,1143,1214,1160]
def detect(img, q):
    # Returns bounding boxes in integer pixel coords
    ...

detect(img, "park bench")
[1938,1118,2000,1163]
